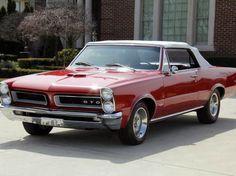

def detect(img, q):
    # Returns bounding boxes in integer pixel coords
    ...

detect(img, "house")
[94,0,236,57]
[8,0,234,58]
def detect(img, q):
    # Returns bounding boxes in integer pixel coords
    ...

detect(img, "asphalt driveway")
[0,95,236,176]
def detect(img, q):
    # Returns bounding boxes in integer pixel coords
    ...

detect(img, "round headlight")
[103,101,115,114]
[101,88,113,101]
[0,82,9,95]
[1,94,12,105]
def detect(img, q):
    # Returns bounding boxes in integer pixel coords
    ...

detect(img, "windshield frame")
[68,44,162,71]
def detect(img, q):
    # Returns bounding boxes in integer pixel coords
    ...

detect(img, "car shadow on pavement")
[0,114,236,163]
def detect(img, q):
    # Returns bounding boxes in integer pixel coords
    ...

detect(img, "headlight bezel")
[100,88,113,101]
[0,82,9,95]
[103,101,115,114]
[0,82,11,106]
[100,88,115,114]
[1,94,12,105]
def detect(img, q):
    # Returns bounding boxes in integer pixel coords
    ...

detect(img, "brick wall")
[214,0,236,57]
[99,0,134,40]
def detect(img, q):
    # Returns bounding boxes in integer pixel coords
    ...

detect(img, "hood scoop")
[67,73,87,77]
[67,71,100,77]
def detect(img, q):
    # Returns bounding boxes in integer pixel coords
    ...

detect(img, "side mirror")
[171,66,178,74]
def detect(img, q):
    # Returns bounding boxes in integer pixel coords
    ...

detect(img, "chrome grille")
[11,91,47,105]
[54,95,102,109]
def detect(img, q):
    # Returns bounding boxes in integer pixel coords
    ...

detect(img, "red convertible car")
[1,41,236,145]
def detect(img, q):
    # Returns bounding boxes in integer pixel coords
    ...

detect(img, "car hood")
[8,67,161,93]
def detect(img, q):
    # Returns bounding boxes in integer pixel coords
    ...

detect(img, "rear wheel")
[23,122,53,135]
[119,102,149,145]
[197,89,221,124]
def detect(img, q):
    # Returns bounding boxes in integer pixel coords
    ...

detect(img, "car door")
[162,48,200,116]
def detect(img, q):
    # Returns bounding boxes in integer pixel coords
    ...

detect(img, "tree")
[18,2,93,48]
[7,0,16,14]
[23,2,34,13]
[0,12,25,42]
[0,6,7,19]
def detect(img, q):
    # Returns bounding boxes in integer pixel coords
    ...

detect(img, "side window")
[166,49,199,70]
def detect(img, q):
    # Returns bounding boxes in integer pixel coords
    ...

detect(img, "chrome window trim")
[54,95,102,109]
[69,45,162,71]
[11,91,48,106]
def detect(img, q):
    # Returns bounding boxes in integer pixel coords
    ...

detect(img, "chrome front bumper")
[0,105,122,130]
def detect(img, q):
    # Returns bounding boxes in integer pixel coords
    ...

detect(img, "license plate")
[41,118,64,127]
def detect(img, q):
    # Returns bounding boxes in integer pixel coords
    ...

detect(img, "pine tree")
[23,2,34,13]
[7,0,16,14]
[0,6,7,18]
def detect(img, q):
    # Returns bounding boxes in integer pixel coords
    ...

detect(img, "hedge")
[33,65,64,70]
[18,58,55,69]
[56,48,79,66]
[206,57,236,68]
[0,68,47,78]
[0,54,18,61]
[0,39,24,55]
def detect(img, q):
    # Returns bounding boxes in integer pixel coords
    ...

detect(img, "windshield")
[70,45,161,70]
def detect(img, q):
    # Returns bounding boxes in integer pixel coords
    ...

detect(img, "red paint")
[4,48,236,129]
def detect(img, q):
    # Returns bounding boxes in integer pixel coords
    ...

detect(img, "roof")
[87,40,191,48]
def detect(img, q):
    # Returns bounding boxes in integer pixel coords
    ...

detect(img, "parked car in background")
[1,41,236,145]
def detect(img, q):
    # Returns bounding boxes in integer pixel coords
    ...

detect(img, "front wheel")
[197,89,221,124]
[119,102,149,145]
[23,122,53,136]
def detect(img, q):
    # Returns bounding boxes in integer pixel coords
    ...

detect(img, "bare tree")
[18,2,92,48]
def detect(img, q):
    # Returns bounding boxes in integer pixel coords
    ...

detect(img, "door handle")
[191,75,198,78]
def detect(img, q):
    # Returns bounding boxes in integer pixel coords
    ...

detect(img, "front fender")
[117,93,157,128]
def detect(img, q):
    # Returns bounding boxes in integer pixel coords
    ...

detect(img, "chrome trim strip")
[0,105,122,120]
[54,95,102,109]
[11,91,48,106]
[0,105,122,130]
[150,106,204,123]
[55,95,101,99]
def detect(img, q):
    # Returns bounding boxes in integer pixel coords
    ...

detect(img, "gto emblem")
[83,100,88,104]
[83,100,101,105]
[96,101,101,105]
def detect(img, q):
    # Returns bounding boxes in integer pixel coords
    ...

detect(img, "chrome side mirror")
[171,66,178,74]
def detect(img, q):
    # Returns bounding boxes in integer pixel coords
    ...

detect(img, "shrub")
[33,65,64,70]
[0,54,18,61]
[19,52,30,58]
[23,2,33,13]
[18,58,55,69]
[0,6,7,18]
[56,48,79,67]
[206,57,236,68]
[0,60,17,69]
[0,39,24,55]
[0,68,46,78]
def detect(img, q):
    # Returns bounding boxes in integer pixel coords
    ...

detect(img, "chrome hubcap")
[210,93,219,117]
[133,107,148,139]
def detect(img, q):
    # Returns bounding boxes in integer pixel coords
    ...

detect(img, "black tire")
[197,89,221,124]
[119,102,150,145]
[23,122,53,136]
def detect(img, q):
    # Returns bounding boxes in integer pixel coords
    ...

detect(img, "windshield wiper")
[75,61,92,66]
[105,63,136,71]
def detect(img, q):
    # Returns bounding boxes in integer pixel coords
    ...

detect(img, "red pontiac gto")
[1,41,236,145]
